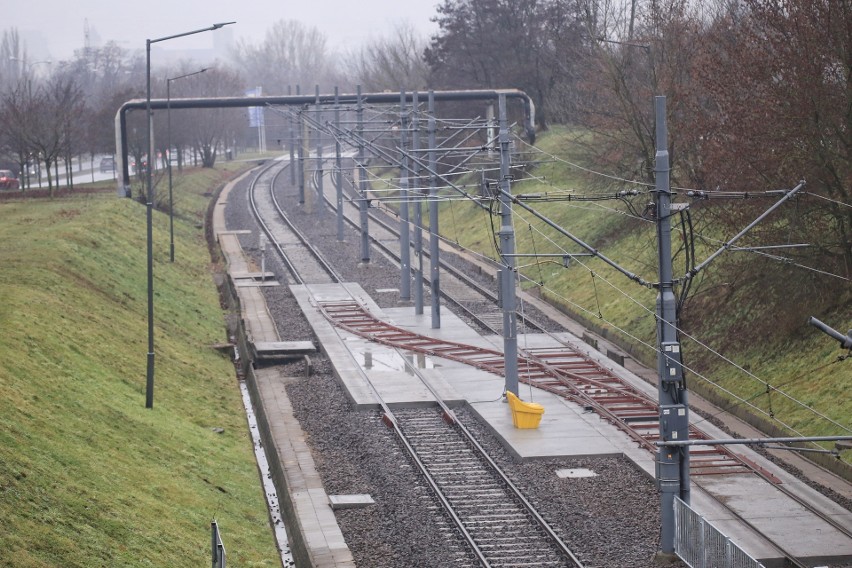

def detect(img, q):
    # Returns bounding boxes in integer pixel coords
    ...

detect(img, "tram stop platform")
[292,282,852,568]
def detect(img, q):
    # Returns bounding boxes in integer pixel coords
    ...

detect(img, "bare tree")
[25,76,85,195]
[681,0,852,331]
[176,67,245,169]
[343,23,430,92]
[570,0,707,184]
[0,80,38,188]
[231,20,336,94]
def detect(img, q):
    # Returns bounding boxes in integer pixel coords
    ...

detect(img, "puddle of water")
[349,347,439,375]
[239,381,296,567]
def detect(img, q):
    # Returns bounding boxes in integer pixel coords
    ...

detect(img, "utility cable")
[503,200,849,435]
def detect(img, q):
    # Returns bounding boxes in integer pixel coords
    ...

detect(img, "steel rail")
[402,356,585,566]
[248,160,342,285]
[317,300,778,481]
[316,300,584,568]
[319,165,547,335]
[247,161,306,284]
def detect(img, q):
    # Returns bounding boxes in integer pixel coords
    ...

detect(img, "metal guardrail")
[211,520,227,568]
[674,498,765,568]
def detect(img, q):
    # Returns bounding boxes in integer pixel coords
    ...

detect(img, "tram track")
[323,161,548,336]
[247,159,339,285]
[239,156,852,567]
[298,159,852,566]
[247,159,587,567]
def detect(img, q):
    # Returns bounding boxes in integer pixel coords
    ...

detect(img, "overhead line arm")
[503,188,651,287]
[686,180,806,280]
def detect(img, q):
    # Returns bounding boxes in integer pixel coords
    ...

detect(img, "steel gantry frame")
[114,89,536,198]
[267,90,525,343]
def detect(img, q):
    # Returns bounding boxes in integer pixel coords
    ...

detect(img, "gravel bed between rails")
[223,168,683,566]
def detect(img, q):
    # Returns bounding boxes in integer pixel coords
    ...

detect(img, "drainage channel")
[239,381,296,568]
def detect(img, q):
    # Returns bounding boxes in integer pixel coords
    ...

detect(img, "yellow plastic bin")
[506,391,544,429]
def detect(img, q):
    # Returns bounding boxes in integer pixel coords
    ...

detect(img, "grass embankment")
[0,161,280,566]
[433,126,851,460]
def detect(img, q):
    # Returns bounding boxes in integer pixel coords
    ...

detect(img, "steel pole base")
[652,551,679,565]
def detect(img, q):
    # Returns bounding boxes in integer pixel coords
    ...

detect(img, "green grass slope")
[0,166,278,566]
[436,126,850,462]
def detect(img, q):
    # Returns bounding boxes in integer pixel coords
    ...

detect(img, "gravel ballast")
[222,163,687,567]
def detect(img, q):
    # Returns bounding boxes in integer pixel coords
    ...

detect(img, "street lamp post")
[145,22,234,409]
[9,57,52,80]
[167,67,208,263]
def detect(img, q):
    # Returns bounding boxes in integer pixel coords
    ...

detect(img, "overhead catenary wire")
[274,96,849,445]
[508,198,852,436]
[487,173,850,439]
[298,114,485,207]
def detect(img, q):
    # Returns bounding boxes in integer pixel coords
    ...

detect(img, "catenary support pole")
[297,85,305,205]
[315,86,324,217]
[399,90,411,300]
[655,95,690,556]
[497,94,519,396]
[288,85,296,185]
[335,87,344,241]
[357,85,370,262]
[412,91,424,315]
[428,91,441,329]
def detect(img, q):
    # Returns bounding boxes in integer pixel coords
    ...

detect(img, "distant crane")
[84,18,91,57]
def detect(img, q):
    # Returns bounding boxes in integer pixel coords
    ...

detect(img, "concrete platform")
[215,175,355,568]
[294,282,852,567]
[293,283,633,459]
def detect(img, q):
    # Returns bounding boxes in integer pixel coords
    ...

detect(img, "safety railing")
[211,519,227,568]
[674,497,766,568]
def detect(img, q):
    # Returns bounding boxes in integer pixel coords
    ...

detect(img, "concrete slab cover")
[292,283,631,461]
[328,494,375,510]
[556,468,599,479]
[254,341,317,355]
[699,475,852,558]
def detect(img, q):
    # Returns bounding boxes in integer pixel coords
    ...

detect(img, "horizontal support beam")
[115,88,536,195]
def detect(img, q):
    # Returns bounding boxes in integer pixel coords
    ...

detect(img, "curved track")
[247,159,339,285]
[248,160,586,568]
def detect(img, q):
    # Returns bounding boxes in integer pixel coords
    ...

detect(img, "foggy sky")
[5,0,440,61]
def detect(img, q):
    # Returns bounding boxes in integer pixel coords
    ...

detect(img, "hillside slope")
[0,172,278,566]
[436,126,851,463]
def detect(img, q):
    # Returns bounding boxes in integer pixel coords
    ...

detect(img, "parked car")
[0,169,19,189]
[100,156,115,173]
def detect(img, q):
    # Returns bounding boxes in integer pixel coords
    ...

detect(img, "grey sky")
[6,0,440,61]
